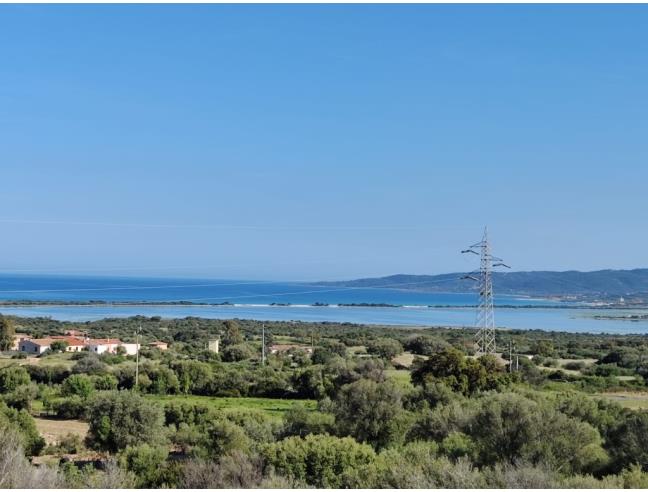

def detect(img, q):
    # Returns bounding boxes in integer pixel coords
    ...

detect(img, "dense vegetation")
[2,314,648,488]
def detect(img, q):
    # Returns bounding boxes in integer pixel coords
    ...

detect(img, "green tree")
[93,373,119,391]
[222,320,243,347]
[86,391,165,452]
[118,444,171,487]
[172,360,213,395]
[262,434,376,488]
[332,378,406,449]
[0,366,30,393]
[367,338,404,360]
[282,403,334,438]
[404,335,451,356]
[0,401,45,455]
[411,348,509,395]
[607,410,648,472]
[199,419,250,459]
[471,393,607,474]
[222,343,255,362]
[49,340,69,353]
[531,340,554,357]
[62,374,95,399]
[0,316,16,351]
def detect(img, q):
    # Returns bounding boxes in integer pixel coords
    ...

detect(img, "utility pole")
[261,323,266,366]
[509,339,513,372]
[461,227,510,356]
[135,323,141,390]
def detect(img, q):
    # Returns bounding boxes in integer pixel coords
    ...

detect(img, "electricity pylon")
[461,227,510,355]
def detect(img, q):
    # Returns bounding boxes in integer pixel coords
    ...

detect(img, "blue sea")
[0,274,647,334]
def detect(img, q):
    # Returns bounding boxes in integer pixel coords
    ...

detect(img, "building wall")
[65,345,85,352]
[208,339,220,353]
[120,344,139,356]
[88,343,139,356]
[19,340,48,354]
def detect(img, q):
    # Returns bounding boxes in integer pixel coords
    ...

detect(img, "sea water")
[0,274,646,334]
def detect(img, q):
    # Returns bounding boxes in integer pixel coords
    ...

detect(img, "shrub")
[332,378,407,449]
[281,403,334,438]
[564,361,586,371]
[262,434,376,488]
[222,343,255,362]
[366,338,404,360]
[54,396,87,419]
[86,391,166,452]
[61,374,95,399]
[198,419,251,459]
[118,444,171,487]
[0,401,45,456]
[0,366,30,392]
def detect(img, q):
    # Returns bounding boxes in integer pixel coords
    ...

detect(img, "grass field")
[594,391,648,409]
[0,352,77,369]
[145,395,316,417]
[34,417,89,445]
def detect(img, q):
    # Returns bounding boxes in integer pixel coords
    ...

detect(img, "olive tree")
[85,391,165,452]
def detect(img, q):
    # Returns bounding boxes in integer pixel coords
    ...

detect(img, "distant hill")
[316,269,648,298]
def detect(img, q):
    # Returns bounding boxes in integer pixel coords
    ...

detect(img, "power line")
[461,227,511,355]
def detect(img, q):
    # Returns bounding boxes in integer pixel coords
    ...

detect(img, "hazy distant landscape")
[320,269,648,300]
[3,2,648,490]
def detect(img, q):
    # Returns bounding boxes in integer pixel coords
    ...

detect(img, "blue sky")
[1,4,647,280]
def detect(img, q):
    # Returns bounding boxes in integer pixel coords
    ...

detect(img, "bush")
[411,348,511,395]
[198,419,251,459]
[404,335,451,356]
[366,338,404,360]
[54,396,87,419]
[0,366,30,392]
[61,374,95,399]
[3,383,38,411]
[222,343,255,362]
[26,364,69,385]
[86,391,166,452]
[93,373,119,391]
[72,355,108,375]
[0,401,45,456]
[332,378,407,449]
[564,361,586,371]
[118,444,171,487]
[262,434,376,488]
[281,403,334,438]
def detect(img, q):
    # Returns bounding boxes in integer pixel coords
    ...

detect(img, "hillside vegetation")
[2,315,648,488]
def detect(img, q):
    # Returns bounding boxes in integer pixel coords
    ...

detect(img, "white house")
[11,333,31,351]
[86,339,139,356]
[19,336,87,354]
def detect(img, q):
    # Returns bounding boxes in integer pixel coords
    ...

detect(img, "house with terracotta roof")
[19,336,87,354]
[11,333,31,351]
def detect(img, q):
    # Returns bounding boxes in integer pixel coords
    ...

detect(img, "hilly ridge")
[317,269,648,298]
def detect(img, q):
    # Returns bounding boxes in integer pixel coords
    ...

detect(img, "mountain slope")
[316,269,648,297]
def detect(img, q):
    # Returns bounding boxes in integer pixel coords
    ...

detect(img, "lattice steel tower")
[461,227,510,355]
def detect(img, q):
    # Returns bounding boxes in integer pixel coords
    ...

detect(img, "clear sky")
[1,4,647,280]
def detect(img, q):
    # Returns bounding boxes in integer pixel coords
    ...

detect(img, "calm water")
[0,274,647,334]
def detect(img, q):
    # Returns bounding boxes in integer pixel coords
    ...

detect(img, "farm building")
[86,339,139,355]
[19,336,87,354]
[148,341,168,350]
[11,333,31,351]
